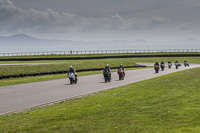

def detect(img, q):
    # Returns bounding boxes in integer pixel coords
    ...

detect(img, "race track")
[0,63,199,115]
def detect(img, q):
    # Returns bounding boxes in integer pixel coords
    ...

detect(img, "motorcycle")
[68,72,78,84]
[118,68,125,80]
[168,63,172,69]
[175,63,181,69]
[184,62,189,67]
[104,69,111,82]
[160,64,165,71]
[154,65,159,73]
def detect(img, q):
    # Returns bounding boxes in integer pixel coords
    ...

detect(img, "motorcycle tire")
[119,75,122,80]
[70,78,73,84]
[105,78,107,82]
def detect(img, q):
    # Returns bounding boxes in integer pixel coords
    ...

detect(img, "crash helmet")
[106,64,109,68]
[120,64,123,67]
[69,66,73,69]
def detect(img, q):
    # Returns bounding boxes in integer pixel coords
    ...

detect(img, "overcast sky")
[0,0,200,41]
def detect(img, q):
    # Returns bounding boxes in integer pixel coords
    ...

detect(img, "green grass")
[1,56,200,77]
[0,58,141,76]
[0,56,199,87]
[0,68,146,87]
[0,71,100,87]
[1,68,200,132]
[1,56,200,64]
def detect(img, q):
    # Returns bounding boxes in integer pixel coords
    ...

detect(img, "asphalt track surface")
[0,63,199,115]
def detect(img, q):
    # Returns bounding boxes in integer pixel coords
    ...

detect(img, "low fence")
[1,49,200,57]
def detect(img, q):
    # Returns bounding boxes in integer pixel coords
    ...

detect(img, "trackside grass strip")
[0,58,140,76]
[0,68,147,87]
[0,68,200,132]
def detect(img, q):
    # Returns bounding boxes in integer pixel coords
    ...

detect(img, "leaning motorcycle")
[68,72,78,84]
[154,65,159,73]
[104,69,111,82]
[175,63,181,69]
[184,62,189,67]
[118,68,125,80]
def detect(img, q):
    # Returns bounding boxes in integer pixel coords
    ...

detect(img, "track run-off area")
[0,63,199,115]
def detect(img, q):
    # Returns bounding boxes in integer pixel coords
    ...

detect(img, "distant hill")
[8,34,41,42]
[0,33,199,46]
[0,34,59,46]
[0,34,46,43]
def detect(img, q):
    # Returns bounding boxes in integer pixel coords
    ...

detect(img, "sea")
[0,42,200,55]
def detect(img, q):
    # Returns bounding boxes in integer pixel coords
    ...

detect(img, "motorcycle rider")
[154,61,160,73]
[103,64,111,76]
[160,61,165,65]
[160,61,165,71]
[184,60,189,67]
[68,66,76,74]
[154,61,159,67]
[175,60,181,69]
[168,60,172,68]
[118,64,125,76]
[68,66,77,84]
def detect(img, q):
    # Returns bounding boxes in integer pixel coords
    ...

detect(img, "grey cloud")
[150,16,169,28]
[176,23,190,31]
[1,0,171,34]
[1,0,200,41]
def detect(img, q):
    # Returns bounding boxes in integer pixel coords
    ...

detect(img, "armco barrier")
[1,49,200,57]
[0,66,146,80]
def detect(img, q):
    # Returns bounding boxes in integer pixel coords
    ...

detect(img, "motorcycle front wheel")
[119,74,122,80]
[70,78,73,84]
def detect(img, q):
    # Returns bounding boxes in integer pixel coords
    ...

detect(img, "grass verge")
[0,68,146,87]
[1,56,200,64]
[0,58,141,76]
[1,56,200,77]
[0,68,200,132]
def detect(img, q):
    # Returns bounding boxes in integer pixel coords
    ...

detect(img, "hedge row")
[0,66,146,80]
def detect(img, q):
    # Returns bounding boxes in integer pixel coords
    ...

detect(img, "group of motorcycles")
[67,66,125,84]
[68,61,189,84]
[103,67,125,83]
[154,61,189,73]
